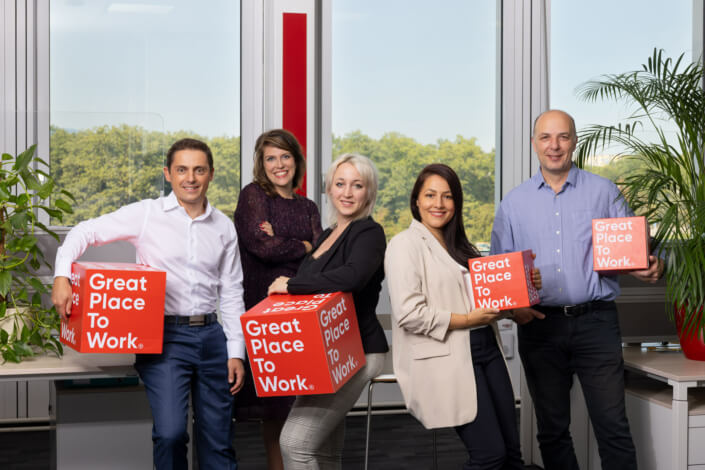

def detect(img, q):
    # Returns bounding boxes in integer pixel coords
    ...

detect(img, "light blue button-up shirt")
[490,164,633,306]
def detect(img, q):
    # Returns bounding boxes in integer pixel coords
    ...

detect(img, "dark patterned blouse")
[233,182,322,310]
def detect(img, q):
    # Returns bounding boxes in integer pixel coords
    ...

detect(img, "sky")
[50,0,694,154]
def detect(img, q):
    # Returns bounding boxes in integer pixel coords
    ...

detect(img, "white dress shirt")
[55,192,246,359]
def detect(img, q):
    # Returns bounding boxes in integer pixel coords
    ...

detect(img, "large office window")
[550,0,692,179]
[332,0,498,247]
[50,0,241,224]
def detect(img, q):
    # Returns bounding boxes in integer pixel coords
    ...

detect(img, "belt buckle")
[189,315,206,326]
[562,305,577,317]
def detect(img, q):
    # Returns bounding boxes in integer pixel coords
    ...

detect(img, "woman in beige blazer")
[385,164,539,469]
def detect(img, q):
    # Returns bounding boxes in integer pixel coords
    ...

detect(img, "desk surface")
[623,346,705,382]
[0,348,136,382]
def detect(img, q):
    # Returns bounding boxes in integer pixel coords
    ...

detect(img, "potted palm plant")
[574,48,705,359]
[0,144,74,362]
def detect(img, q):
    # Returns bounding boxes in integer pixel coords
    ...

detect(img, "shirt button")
[559,288,563,292]
[557,268,561,272]
[555,212,559,216]
[556,249,560,253]
[556,230,560,235]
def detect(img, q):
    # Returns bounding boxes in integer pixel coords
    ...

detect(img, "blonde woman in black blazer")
[268,153,388,469]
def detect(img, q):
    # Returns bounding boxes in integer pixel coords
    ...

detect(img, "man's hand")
[630,255,665,284]
[511,307,546,325]
[51,276,73,321]
[228,358,245,395]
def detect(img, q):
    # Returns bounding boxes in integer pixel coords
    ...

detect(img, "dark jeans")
[135,321,237,470]
[454,326,524,470]
[518,302,636,470]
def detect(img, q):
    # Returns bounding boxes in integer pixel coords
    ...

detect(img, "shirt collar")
[161,191,213,220]
[162,191,180,211]
[533,163,579,191]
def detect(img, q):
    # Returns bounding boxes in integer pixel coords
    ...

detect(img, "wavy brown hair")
[252,129,306,197]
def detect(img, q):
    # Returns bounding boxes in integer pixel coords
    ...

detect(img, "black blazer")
[287,217,389,354]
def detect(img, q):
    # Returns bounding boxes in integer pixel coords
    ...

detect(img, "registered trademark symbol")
[138,344,144,349]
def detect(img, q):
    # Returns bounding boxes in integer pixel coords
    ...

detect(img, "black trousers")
[518,302,636,470]
[454,326,524,470]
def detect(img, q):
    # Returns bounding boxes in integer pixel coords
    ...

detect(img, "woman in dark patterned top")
[233,129,322,470]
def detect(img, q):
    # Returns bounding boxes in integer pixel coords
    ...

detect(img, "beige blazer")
[384,219,504,429]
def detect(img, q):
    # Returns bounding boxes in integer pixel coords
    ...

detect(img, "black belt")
[164,313,218,326]
[534,300,614,317]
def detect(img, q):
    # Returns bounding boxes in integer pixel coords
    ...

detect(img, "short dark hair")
[166,138,213,169]
[410,163,481,265]
[253,129,306,197]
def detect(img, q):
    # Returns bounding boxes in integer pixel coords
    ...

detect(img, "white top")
[55,192,246,359]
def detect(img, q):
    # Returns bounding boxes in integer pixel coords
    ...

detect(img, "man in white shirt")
[51,138,245,470]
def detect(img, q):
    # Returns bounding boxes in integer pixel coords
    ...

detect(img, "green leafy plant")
[0,145,74,362]
[575,48,705,337]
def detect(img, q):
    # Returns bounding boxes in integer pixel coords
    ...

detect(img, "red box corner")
[241,292,366,397]
[60,262,166,353]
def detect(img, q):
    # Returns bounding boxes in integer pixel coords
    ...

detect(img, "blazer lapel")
[409,220,471,311]
[315,219,355,271]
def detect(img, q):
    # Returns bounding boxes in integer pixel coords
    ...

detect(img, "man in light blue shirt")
[490,110,663,470]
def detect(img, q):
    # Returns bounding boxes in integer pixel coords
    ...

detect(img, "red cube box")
[60,262,166,353]
[468,250,540,310]
[592,216,649,273]
[241,292,366,397]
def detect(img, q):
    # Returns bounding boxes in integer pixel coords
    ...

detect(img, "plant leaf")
[12,145,36,172]
[0,271,11,297]
[54,198,73,214]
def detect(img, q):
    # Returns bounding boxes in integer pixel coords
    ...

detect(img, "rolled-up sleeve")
[54,201,146,278]
[385,235,451,342]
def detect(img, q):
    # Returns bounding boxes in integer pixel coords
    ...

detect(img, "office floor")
[0,412,542,469]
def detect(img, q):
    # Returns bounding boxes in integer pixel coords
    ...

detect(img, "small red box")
[60,262,166,353]
[592,216,649,273]
[468,250,540,310]
[241,292,366,397]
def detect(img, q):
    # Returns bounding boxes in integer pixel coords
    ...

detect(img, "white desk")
[623,346,705,470]
[0,348,137,382]
[1,350,154,469]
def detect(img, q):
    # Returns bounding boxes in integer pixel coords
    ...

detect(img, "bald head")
[532,110,577,140]
[531,109,578,181]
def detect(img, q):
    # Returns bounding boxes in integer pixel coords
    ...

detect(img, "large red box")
[592,216,649,273]
[60,262,166,353]
[468,250,540,310]
[241,292,366,397]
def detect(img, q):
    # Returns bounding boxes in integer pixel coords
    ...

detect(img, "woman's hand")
[467,307,502,327]
[259,221,274,237]
[449,308,501,329]
[532,267,542,290]
[268,276,290,295]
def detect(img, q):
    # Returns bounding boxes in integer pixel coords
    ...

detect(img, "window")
[50,0,241,224]
[550,0,692,180]
[331,0,498,247]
